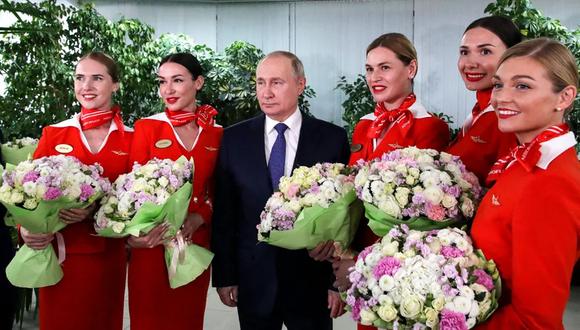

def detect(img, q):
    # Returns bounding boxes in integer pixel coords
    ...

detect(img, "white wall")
[90,0,579,127]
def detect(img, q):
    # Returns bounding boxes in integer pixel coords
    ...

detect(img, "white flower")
[379,275,395,291]
[359,309,378,325]
[158,176,169,188]
[377,304,398,322]
[23,198,38,210]
[442,194,458,209]
[381,241,399,256]
[10,191,24,204]
[431,295,446,311]
[394,187,410,207]
[459,286,475,300]
[460,198,475,217]
[112,221,126,234]
[423,186,444,205]
[451,296,472,315]
[425,307,439,328]
[378,196,401,218]
[400,294,423,319]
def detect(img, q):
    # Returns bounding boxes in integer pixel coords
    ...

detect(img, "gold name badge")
[155,139,172,149]
[350,144,362,152]
[55,144,73,154]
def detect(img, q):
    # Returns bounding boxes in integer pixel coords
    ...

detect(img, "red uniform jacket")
[350,100,450,252]
[446,105,517,186]
[34,115,133,330]
[128,112,223,330]
[472,133,580,329]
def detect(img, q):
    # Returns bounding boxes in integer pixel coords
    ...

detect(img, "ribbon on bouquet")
[167,231,187,280]
[55,232,66,265]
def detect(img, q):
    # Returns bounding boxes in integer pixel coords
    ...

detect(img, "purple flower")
[44,187,62,200]
[79,184,94,202]
[439,309,468,330]
[473,269,495,291]
[441,246,464,258]
[442,283,459,297]
[373,256,401,278]
[22,171,40,183]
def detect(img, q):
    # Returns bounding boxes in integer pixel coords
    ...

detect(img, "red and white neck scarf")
[165,105,218,129]
[80,105,124,135]
[486,123,569,184]
[461,89,492,136]
[368,93,416,139]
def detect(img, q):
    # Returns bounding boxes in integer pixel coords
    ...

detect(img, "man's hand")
[328,290,346,318]
[127,223,169,249]
[308,240,335,262]
[332,258,355,292]
[217,286,238,307]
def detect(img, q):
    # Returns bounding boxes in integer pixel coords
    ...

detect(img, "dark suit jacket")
[211,113,349,318]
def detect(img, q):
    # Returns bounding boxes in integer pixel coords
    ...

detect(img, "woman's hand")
[308,240,336,262]
[127,223,169,249]
[180,213,204,242]
[59,202,97,224]
[20,227,54,250]
[332,258,355,292]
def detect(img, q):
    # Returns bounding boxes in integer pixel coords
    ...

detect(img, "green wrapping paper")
[2,195,101,288]
[97,182,214,289]
[259,190,363,250]
[364,202,462,237]
[1,144,37,165]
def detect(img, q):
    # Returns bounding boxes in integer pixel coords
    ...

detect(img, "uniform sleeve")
[33,127,51,159]
[414,118,450,151]
[478,176,578,330]
[129,120,151,166]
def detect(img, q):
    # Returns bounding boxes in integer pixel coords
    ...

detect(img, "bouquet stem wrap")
[262,190,363,250]
[3,196,100,288]
[1,144,37,165]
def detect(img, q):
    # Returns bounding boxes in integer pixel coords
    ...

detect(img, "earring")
[556,107,563,112]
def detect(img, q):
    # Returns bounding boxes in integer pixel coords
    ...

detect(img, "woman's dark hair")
[78,51,120,83]
[159,52,203,79]
[465,16,522,48]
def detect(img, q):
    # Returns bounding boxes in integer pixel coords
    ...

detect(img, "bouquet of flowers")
[257,163,362,250]
[95,156,212,289]
[1,137,39,165]
[0,155,110,288]
[345,225,500,329]
[354,147,482,236]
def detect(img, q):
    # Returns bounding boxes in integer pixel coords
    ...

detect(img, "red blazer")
[34,117,133,253]
[472,133,580,329]
[34,115,133,330]
[446,106,517,185]
[127,112,223,330]
[349,100,450,250]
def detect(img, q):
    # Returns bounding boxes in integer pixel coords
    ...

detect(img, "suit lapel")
[248,114,273,193]
[292,114,317,169]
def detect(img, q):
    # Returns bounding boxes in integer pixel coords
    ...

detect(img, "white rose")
[425,307,439,328]
[451,296,472,314]
[355,169,369,187]
[378,294,393,305]
[423,186,444,205]
[394,164,408,175]
[359,309,378,325]
[22,182,36,196]
[467,317,476,329]
[158,176,169,188]
[379,275,395,292]
[112,221,126,234]
[365,252,381,267]
[428,239,442,254]
[23,198,38,210]
[459,286,475,300]
[380,170,397,183]
[10,191,24,204]
[408,167,420,178]
[431,295,446,311]
[377,304,398,322]
[405,176,416,185]
[400,295,423,319]
[67,185,82,200]
[285,200,302,213]
[378,196,401,218]
[469,300,480,318]
[394,187,411,207]
[441,194,458,209]
[460,198,475,217]
[439,172,452,185]
[381,241,399,256]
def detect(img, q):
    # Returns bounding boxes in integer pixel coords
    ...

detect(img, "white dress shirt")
[264,108,302,177]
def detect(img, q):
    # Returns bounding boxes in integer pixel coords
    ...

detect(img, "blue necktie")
[268,123,288,190]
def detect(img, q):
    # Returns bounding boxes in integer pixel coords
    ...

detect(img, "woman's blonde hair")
[366,33,417,68]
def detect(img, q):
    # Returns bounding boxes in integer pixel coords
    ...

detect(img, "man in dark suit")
[211,51,349,330]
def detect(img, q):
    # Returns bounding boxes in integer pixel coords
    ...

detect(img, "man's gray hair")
[259,51,305,79]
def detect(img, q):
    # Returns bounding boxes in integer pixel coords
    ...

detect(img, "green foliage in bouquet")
[0,0,315,139]
[486,0,580,148]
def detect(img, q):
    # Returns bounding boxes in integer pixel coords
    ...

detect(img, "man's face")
[256,55,305,121]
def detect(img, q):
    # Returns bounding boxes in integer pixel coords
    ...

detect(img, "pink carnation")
[441,246,464,258]
[373,256,401,278]
[425,203,446,221]
[473,269,494,291]
[44,187,62,200]
[439,309,468,330]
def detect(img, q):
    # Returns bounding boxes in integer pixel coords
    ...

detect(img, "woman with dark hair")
[447,16,522,185]
[21,51,132,329]
[473,38,579,329]
[128,52,222,330]
[333,33,450,330]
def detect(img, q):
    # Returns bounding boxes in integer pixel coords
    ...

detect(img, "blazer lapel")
[248,114,273,193]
